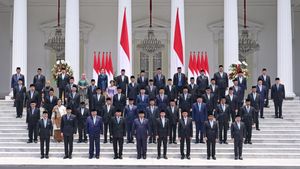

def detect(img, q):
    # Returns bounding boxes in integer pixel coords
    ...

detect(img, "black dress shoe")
[244,141,248,144]
[63,156,68,159]
[223,141,228,144]
[248,141,252,144]
[104,140,108,143]
[69,155,72,159]
[84,140,88,143]
[96,156,99,159]
[280,116,283,119]
[173,141,177,144]
[157,156,161,159]
[212,157,216,160]
[137,156,141,159]
[186,156,191,160]
[41,156,44,159]
[89,156,93,159]
[181,156,185,160]
[239,157,243,160]
[260,116,265,119]
[275,116,279,118]
[27,140,32,143]
[114,156,118,159]
[163,156,168,159]
[45,155,49,159]
[256,128,260,131]
[77,141,82,143]
[143,155,146,159]
[169,141,172,144]
[234,157,238,160]
[119,156,123,159]
[219,141,223,144]
[207,157,210,160]
[195,141,199,144]
[200,141,205,144]
[34,140,38,143]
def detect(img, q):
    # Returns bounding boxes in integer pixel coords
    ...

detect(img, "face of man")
[252,88,257,93]
[71,87,77,93]
[140,89,145,94]
[211,80,215,85]
[30,86,35,91]
[235,116,241,123]
[160,111,166,118]
[117,89,122,94]
[140,72,145,77]
[177,68,182,73]
[129,100,134,105]
[149,81,154,85]
[170,101,175,107]
[229,90,234,94]
[121,71,125,75]
[37,69,42,75]
[190,79,195,84]
[131,78,135,83]
[61,69,66,74]
[200,71,205,75]
[183,89,188,94]
[149,100,155,106]
[167,80,172,85]
[106,100,112,105]
[46,81,50,87]
[233,81,238,86]
[197,98,203,103]
[16,68,21,74]
[115,111,121,117]
[138,113,144,119]
[67,109,72,114]
[206,89,211,94]
[159,89,164,95]
[96,89,101,94]
[18,80,23,85]
[208,115,214,121]
[246,101,251,106]
[70,79,74,84]
[219,67,224,72]
[101,69,105,74]
[31,103,36,108]
[220,99,226,104]
[49,91,54,96]
[262,70,267,75]
[91,111,97,117]
[182,112,188,118]
[91,81,95,85]
[80,104,85,108]
[157,69,162,74]
[276,80,280,84]
[43,113,48,119]
[258,80,263,85]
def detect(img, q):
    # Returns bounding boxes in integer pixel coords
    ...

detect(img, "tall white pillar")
[65,0,80,82]
[12,0,27,86]
[224,0,239,73]
[277,0,295,98]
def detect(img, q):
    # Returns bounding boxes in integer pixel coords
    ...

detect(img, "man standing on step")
[192,96,207,144]
[61,107,77,159]
[258,68,271,108]
[76,102,89,143]
[204,113,218,160]
[256,79,267,119]
[156,110,170,159]
[247,86,261,131]
[271,77,285,119]
[37,111,53,159]
[178,110,193,160]
[214,97,230,144]
[110,109,126,159]
[13,79,26,118]
[239,99,255,144]
[231,114,246,160]
[26,101,40,143]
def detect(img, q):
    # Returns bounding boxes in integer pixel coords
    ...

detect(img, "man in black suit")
[87,79,97,109]
[197,69,209,96]
[13,79,26,118]
[213,65,229,98]
[33,68,46,100]
[166,100,179,144]
[92,87,106,116]
[226,87,239,123]
[132,111,150,159]
[173,67,187,94]
[237,71,247,102]
[26,101,40,143]
[188,77,199,103]
[76,102,89,143]
[65,77,76,99]
[156,110,169,159]
[66,85,80,114]
[209,78,220,102]
[11,67,25,89]
[178,110,193,160]
[127,76,139,102]
[204,114,218,160]
[25,84,40,109]
[165,78,178,102]
[146,79,158,100]
[153,68,166,89]
[202,87,217,116]
[124,98,138,143]
[43,88,57,119]
[37,111,53,159]
[113,87,127,112]
[137,70,148,89]
[102,98,116,143]
[257,79,267,118]
[136,87,149,112]
[231,114,246,160]
[233,78,244,108]
[258,68,271,107]
[56,67,70,101]
[178,87,192,116]
[146,99,159,144]
[215,97,230,144]
[156,88,169,111]
[115,69,129,95]
[271,78,285,119]
[239,99,255,144]
[86,109,103,159]
[247,86,261,131]
[61,107,77,159]
[110,109,126,159]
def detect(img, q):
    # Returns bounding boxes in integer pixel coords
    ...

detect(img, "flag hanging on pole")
[188,52,195,80]
[93,51,99,82]
[197,51,202,76]
[204,51,210,77]
[107,52,114,83]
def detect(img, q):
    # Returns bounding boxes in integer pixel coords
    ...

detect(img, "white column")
[65,0,80,82]
[12,0,27,86]
[277,0,295,98]
[224,0,239,73]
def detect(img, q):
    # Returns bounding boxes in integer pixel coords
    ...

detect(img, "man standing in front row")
[231,114,246,160]
[86,109,103,159]
[156,110,169,159]
[37,111,53,159]
[204,114,218,160]
[178,110,193,160]
[110,109,126,159]
[271,78,285,119]
[26,101,40,143]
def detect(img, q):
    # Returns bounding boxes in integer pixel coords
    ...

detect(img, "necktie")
[67,115,70,120]
[44,119,47,128]
[184,118,187,125]
[117,117,120,124]
[93,117,96,125]
[198,103,201,111]
[142,95,144,101]
[50,96,53,102]
[247,106,250,113]
[162,118,165,128]
[238,123,240,130]
[17,74,20,80]
[222,104,225,112]
[140,118,143,124]
[32,109,34,115]
[97,94,100,101]
[38,75,40,80]
[210,121,213,128]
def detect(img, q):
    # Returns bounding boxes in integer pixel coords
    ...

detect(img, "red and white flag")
[197,52,202,76]
[188,52,195,80]
[93,51,100,82]
[204,51,210,77]
[107,52,114,82]
[170,0,185,77]
[118,0,132,76]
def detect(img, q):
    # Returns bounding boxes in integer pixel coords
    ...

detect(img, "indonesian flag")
[93,51,100,83]
[188,52,194,80]
[118,0,132,76]
[107,52,114,83]
[101,52,106,70]
[170,0,185,77]
[204,51,210,77]
[197,52,202,76]
[193,52,198,76]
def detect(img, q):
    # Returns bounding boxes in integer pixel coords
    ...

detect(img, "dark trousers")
[103,123,111,142]
[259,101,264,117]
[157,136,167,156]
[58,88,66,103]
[255,111,259,129]
[113,137,124,157]
[265,89,270,107]
[180,137,191,156]
[63,135,74,156]
[15,99,24,117]
[28,124,37,141]
[40,137,50,156]
[78,125,87,142]
[245,124,252,142]
[218,122,228,142]
[127,122,133,142]
[149,121,156,143]
[230,110,236,123]
[274,100,283,117]
[169,123,177,142]
[89,135,100,157]
[219,88,226,98]
[234,139,243,158]
[136,137,147,157]
[195,122,204,142]
[206,139,216,158]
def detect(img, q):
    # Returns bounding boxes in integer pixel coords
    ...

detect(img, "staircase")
[0,99,300,159]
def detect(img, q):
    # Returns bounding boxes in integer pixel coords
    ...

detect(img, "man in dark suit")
[166,100,179,144]
[56,67,70,101]
[26,101,40,143]
[87,79,97,109]
[188,77,199,103]
[257,79,267,118]
[247,86,261,131]
[61,107,77,159]
[226,87,239,123]
[202,87,217,116]
[37,111,53,159]
[153,68,166,89]
[132,111,150,159]
[192,96,207,143]
[156,110,170,159]
[33,68,46,100]
[25,84,40,109]
[239,99,255,144]
[233,78,244,108]
[11,67,25,89]
[66,85,80,114]
[146,79,158,100]
[124,98,138,143]
[178,110,193,160]
[209,78,220,102]
[165,78,178,102]
[237,71,247,102]
[97,68,108,92]
[178,87,192,116]
[110,109,126,159]
[136,87,149,112]
[145,99,159,144]
[137,70,148,89]
[127,76,139,102]
[231,114,246,160]
[271,78,285,119]
[156,88,169,111]
[92,87,106,116]
[115,69,129,95]
[197,69,209,96]
[215,97,230,144]
[258,68,271,107]
[173,67,187,93]
[13,79,26,118]
[213,65,229,98]
[113,87,127,112]
[102,98,116,143]
[86,109,103,159]
[64,77,76,99]
[76,102,89,143]
[43,88,57,119]
[204,114,218,160]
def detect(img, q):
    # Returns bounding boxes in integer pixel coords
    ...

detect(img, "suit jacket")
[67,92,80,111]
[76,107,90,128]
[137,76,148,89]
[192,102,208,123]
[113,93,127,111]
[146,85,157,100]
[165,85,178,101]
[101,105,116,124]
[87,85,97,100]
[26,107,40,125]
[225,94,239,112]
[258,75,271,89]
[136,94,149,111]
[156,94,169,110]
[11,73,25,88]
[166,106,180,125]
[271,84,285,102]
[61,114,77,136]
[110,116,126,138]
[56,74,70,89]
[231,122,246,141]
[214,104,230,123]
[196,75,209,91]
[155,118,170,137]
[25,91,40,108]
[132,118,150,139]
[188,84,199,103]
[153,74,166,89]
[43,95,58,112]
[33,74,46,91]
[202,93,217,112]
[239,106,255,125]
[97,74,108,90]
[124,105,138,123]
[209,84,220,101]
[92,94,106,111]
[173,73,187,88]
[145,106,159,124]
[65,83,76,97]
[178,93,192,111]
[203,121,218,140]
[237,76,247,91]
[232,85,244,102]
[13,85,26,101]
[127,82,139,100]
[247,93,261,111]
[115,75,129,94]
[256,85,268,102]
[86,116,103,136]
[37,118,53,139]
[178,117,193,138]
[213,72,229,89]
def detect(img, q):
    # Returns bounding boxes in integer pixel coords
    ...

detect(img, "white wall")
[294,7,300,96]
